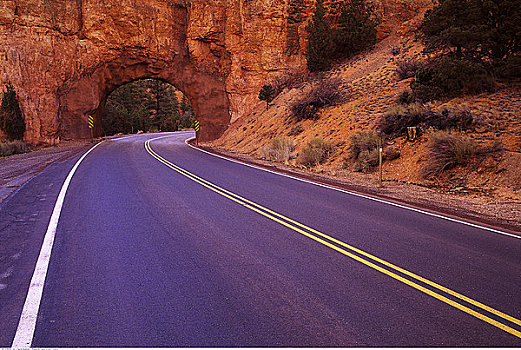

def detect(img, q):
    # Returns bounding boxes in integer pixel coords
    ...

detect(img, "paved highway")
[0,132,520,347]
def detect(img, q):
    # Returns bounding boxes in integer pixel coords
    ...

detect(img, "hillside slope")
[205,10,521,228]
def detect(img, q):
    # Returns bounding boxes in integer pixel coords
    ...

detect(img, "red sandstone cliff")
[0,0,430,144]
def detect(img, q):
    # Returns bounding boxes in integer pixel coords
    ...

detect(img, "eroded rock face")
[0,0,428,143]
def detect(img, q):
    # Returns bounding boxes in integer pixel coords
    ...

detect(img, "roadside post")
[378,132,383,188]
[194,120,200,146]
[88,115,94,141]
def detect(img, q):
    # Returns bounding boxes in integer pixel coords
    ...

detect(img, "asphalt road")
[1,131,520,347]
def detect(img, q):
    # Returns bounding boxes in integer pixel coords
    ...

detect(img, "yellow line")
[144,139,521,339]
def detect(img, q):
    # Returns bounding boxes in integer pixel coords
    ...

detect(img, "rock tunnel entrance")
[59,55,230,143]
[0,0,233,144]
[101,78,195,136]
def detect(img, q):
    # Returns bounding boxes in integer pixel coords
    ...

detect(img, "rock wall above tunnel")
[0,0,430,144]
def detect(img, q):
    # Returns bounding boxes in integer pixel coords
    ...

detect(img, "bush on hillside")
[349,130,379,160]
[411,57,495,101]
[420,131,476,179]
[378,104,431,137]
[258,84,276,110]
[306,0,333,72]
[0,140,28,157]
[332,0,377,59]
[396,59,424,81]
[379,104,476,137]
[260,137,296,163]
[396,90,416,105]
[347,131,400,172]
[298,137,333,167]
[290,78,343,121]
[420,0,521,65]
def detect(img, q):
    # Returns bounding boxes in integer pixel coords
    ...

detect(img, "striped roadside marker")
[88,115,94,140]
[194,120,200,145]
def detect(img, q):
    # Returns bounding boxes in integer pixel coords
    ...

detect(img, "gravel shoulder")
[197,142,521,235]
[0,141,92,205]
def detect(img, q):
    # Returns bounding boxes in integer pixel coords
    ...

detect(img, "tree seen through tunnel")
[102,79,195,137]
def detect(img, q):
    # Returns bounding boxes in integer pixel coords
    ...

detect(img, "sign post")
[194,120,200,146]
[88,115,94,141]
[378,133,383,188]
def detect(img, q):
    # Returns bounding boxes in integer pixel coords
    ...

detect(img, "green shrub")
[260,137,296,162]
[298,137,333,167]
[383,146,401,161]
[258,84,276,110]
[421,131,476,179]
[0,140,29,157]
[496,55,521,78]
[396,60,423,81]
[379,104,476,137]
[349,130,379,159]
[396,90,416,105]
[420,0,521,64]
[354,148,379,172]
[0,82,25,140]
[290,78,343,121]
[411,57,495,101]
[346,132,401,172]
[378,104,430,137]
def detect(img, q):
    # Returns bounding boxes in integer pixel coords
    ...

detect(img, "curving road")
[0,131,520,347]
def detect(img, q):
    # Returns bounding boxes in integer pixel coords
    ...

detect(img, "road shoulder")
[0,141,92,206]
[193,140,521,235]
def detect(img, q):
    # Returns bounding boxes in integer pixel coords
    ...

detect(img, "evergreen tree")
[421,0,521,63]
[258,84,276,110]
[333,0,377,59]
[0,82,25,140]
[306,0,333,72]
[179,94,195,129]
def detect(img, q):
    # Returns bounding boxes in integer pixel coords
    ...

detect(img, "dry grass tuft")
[298,137,333,167]
[421,132,476,179]
[0,140,29,157]
[260,136,296,163]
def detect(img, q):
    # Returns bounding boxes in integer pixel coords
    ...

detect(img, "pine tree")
[333,0,377,59]
[306,0,333,72]
[258,84,276,110]
[0,82,25,140]
[421,0,521,63]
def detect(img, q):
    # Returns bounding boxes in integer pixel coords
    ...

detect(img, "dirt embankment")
[0,141,91,204]
[205,11,521,232]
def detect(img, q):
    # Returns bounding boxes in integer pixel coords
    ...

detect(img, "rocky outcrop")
[0,0,429,144]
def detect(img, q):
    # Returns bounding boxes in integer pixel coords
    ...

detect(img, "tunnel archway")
[58,54,230,142]
[101,78,195,136]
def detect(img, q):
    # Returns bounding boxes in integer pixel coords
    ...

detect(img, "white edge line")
[11,141,104,348]
[182,136,520,240]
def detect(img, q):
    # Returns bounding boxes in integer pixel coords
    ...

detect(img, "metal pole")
[378,133,383,188]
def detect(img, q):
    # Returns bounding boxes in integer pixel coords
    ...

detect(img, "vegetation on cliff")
[411,0,521,101]
[0,82,25,141]
[306,0,333,72]
[306,0,377,72]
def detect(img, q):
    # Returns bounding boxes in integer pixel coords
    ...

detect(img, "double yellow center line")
[145,137,521,340]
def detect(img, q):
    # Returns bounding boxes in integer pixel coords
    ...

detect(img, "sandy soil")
[0,141,92,204]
